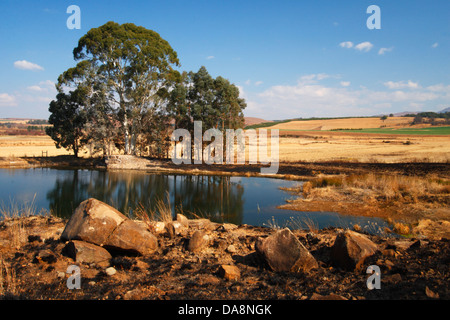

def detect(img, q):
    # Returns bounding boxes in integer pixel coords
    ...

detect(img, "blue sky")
[0,0,449,120]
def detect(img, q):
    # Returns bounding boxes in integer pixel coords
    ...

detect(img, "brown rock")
[331,230,378,270]
[104,219,158,256]
[63,240,111,267]
[61,198,158,256]
[61,198,127,244]
[219,265,240,281]
[255,228,318,273]
[176,214,189,228]
[188,230,210,252]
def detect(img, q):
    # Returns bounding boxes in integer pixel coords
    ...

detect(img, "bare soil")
[0,216,449,300]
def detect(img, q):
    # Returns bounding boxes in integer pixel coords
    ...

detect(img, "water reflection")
[45,170,245,224]
[0,168,392,234]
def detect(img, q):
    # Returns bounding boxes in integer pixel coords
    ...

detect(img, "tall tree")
[72,21,180,154]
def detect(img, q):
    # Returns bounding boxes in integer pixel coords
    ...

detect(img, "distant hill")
[244,117,272,127]
[439,107,450,113]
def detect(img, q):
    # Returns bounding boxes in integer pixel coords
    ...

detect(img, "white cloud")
[384,80,420,90]
[27,85,45,92]
[254,81,263,86]
[339,41,354,49]
[0,93,17,107]
[242,75,449,120]
[354,42,373,52]
[340,41,374,53]
[27,80,56,93]
[13,60,44,71]
[206,56,215,60]
[432,42,439,48]
[236,85,247,100]
[378,47,393,55]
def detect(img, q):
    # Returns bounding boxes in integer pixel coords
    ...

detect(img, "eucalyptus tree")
[71,21,180,154]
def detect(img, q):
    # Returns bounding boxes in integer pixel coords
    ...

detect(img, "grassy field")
[0,135,72,158]
[1,116,449,163]
[329,126,450,135]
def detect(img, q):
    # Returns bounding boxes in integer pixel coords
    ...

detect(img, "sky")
[0,0,449,120]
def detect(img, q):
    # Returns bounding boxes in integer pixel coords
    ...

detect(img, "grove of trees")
[46,21,246,158]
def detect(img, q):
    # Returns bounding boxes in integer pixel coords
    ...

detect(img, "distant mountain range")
[388,107,450,117]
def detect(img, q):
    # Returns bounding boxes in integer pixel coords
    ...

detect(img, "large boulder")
[255,228,318,273]
[331,229,378,270]
[61,198,158,255]
[61,198,127,244]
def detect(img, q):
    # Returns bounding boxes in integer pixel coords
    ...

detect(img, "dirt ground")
[0,215,448,300]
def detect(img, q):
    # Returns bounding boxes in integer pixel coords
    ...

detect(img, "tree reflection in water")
[46,170,245,224]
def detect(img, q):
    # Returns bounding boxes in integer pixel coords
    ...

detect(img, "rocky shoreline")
[0,198,448,300]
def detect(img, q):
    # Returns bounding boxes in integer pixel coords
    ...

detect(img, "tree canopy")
[47,21,246,158]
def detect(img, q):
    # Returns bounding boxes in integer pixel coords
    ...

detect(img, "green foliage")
[47,21,246,158]
[46,90,87,157]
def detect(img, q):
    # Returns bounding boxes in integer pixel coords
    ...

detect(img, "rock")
[226,244,237,253]
[165,221,185,238]
[335,230,378,268]
[149,221,166,234]
[219,265,240,281]
[105,267,116,276]
[104,219,158,256]
[392,240,414,251]
[63,240,111,268]
[255,228,318,273]
[188,219,218,230]
[61,198,127,244]
[176,214,189,228]
[217,223,238,232]
[61,198,158,256]
[331,230,378,270]
[188,230,210,252]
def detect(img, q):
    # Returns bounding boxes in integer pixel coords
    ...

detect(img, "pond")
[0,168,390,234]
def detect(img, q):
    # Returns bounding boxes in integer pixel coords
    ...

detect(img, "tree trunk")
[124,112,131,155]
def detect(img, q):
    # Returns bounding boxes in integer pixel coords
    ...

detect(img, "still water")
[0,168,390,233]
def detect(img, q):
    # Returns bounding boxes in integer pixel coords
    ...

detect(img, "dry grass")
[0,195,52,249]
[0,256,17,296]
[134,191,173,224]
[292,173,450,234]
[302,173,450,202]
[0,135,72,158]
